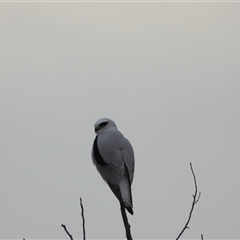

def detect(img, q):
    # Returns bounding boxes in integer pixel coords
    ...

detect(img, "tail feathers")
[107,176,134,215]
[119,177,133,215]
[125,205,134,215]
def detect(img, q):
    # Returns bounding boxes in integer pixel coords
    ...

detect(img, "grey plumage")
[92,118,135,215]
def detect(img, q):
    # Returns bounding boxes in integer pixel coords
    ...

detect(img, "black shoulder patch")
[93,135,107,166]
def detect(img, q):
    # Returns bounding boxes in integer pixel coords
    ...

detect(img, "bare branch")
[61,224,74,240]
[80,197,86,240]
[176,162,201,240]
[120,203,133,240]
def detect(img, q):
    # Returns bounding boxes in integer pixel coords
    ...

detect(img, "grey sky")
[1,2,240,239]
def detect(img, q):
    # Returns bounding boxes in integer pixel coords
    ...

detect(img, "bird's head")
[94,118,117,134]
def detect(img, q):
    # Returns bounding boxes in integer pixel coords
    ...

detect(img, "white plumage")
[92,118,135,215]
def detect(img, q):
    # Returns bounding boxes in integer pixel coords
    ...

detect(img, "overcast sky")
[1,2,240,240]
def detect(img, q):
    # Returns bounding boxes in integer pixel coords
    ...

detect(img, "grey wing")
[121,138,135,185]
[92,134,125,185]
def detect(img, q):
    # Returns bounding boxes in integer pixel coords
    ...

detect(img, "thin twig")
[176,162,201,240]
[61,224,74,240]
[80,197,86,240]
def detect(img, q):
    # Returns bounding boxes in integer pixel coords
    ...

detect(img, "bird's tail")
[107,177,134,215]
[119,174,133,215]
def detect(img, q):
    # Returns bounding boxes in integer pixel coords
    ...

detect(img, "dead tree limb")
[61,224,74,240]
[120,203,133,240]
[80,197,86,240]
[176,162,201,240]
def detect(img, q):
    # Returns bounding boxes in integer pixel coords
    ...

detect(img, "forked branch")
[176,162,201,240]
[61,197,86,240]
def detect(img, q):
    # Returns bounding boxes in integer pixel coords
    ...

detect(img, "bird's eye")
[99,121,108,127]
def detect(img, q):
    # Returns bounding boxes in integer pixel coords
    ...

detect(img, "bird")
[92,118,135,215]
